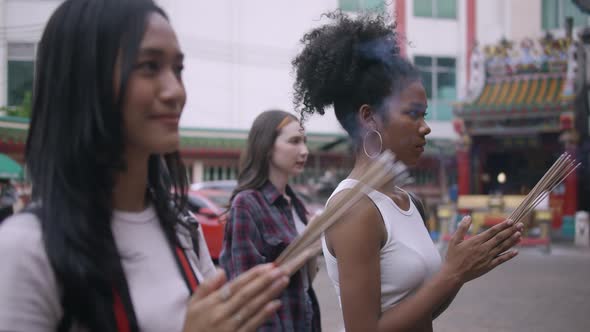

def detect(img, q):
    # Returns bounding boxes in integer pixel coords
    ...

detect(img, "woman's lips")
[150,114,180,127]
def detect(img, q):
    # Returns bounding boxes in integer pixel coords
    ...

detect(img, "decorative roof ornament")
[454,32,580,123]
[484,37,514,78]
[539,31,570,73]
[465,42,485,103]
[561,37,579,98]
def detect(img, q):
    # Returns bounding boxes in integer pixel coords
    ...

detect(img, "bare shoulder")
[325,190,385,258]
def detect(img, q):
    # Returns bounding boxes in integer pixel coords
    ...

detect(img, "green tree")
[1,91,32,118]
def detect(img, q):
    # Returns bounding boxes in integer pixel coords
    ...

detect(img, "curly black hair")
[292,11,420,141]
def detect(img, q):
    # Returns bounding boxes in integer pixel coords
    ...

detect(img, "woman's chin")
[290,167,305,177]
[398,155,419,168]
[153,140,180,155]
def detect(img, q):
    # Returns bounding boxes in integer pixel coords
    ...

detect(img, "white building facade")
[0,0,587,184]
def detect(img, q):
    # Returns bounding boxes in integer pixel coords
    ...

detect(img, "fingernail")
[506,219,514,226]
[517,223,524,229]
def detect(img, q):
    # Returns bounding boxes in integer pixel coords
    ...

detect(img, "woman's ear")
[358,104,378,130]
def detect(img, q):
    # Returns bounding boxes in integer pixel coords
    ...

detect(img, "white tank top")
[322,179,442,312]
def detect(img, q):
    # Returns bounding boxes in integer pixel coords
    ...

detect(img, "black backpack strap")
[408,192,429,231]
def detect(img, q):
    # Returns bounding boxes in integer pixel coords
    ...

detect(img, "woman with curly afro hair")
[293,12,524,332]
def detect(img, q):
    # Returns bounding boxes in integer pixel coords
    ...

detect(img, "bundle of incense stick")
[508,152,580,225]
[275,150,410,275]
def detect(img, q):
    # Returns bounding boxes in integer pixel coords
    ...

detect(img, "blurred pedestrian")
[292,12,524,332]
[0,1,288,331]
[220,110,322,331]
[0,179,16,223]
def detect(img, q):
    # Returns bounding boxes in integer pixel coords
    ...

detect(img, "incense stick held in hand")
[275,150,410,275]
[507,152,580,225]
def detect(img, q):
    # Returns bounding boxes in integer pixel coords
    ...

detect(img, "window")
[6,43,35,107]
[542,0,589,30]
[339,0,384,13]
[414,56,456,121]
[203,165,238,181]
[414,0,456,19]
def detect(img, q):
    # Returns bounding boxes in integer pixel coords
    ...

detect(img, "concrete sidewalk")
[314,244,590,332]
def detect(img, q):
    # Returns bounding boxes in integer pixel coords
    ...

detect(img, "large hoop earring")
[363,129,383,159]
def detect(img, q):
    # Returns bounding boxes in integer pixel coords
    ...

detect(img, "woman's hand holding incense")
[443,216,524,284]
[182,264,288,332]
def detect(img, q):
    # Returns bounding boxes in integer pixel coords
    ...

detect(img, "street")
[313,245,590,332]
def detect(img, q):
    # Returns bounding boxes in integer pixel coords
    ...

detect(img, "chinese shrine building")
[453,28,590,232]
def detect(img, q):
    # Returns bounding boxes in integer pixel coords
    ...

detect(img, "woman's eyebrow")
[137,47,184,61]
[408,102,428,109]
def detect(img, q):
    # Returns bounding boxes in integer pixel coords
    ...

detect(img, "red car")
[187,181,325,259]
[187,189,230,261]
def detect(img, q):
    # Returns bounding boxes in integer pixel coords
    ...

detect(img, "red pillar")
[562,148,578,216]
[457,148,471,196]
[395,0,407,57]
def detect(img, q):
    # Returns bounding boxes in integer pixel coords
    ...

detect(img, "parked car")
[189,181,326,258]
[186,189,231,261]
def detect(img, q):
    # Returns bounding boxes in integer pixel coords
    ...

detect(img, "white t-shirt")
[291,206,310,292]
[0,206,216,332]
[322,179,442,312]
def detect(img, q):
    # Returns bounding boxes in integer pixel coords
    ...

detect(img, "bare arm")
[327,196,523,332]
[431,288,459,320]
[326,195,387,332]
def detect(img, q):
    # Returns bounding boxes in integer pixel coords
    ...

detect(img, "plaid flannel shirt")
[219,181,321,331]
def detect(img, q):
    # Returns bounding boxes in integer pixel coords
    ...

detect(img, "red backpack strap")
[111,257,140,332]
[113,289,132,332]
[110,245,198,332]
[173,245,199,293]
[109,245,198,332]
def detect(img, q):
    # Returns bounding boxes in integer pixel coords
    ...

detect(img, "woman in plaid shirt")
[220,110,322,331]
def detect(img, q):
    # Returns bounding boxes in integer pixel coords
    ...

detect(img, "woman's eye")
[408,110,426,120]
[290,137,306,145]
[174,64,184,79]
[136,61,160,74]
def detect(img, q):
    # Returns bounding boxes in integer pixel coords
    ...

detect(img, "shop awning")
[0,153,23,180]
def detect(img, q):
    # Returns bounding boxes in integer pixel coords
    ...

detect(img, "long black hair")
[292,11,420,145]
[26,0,188,330]
[229,110,298,204]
